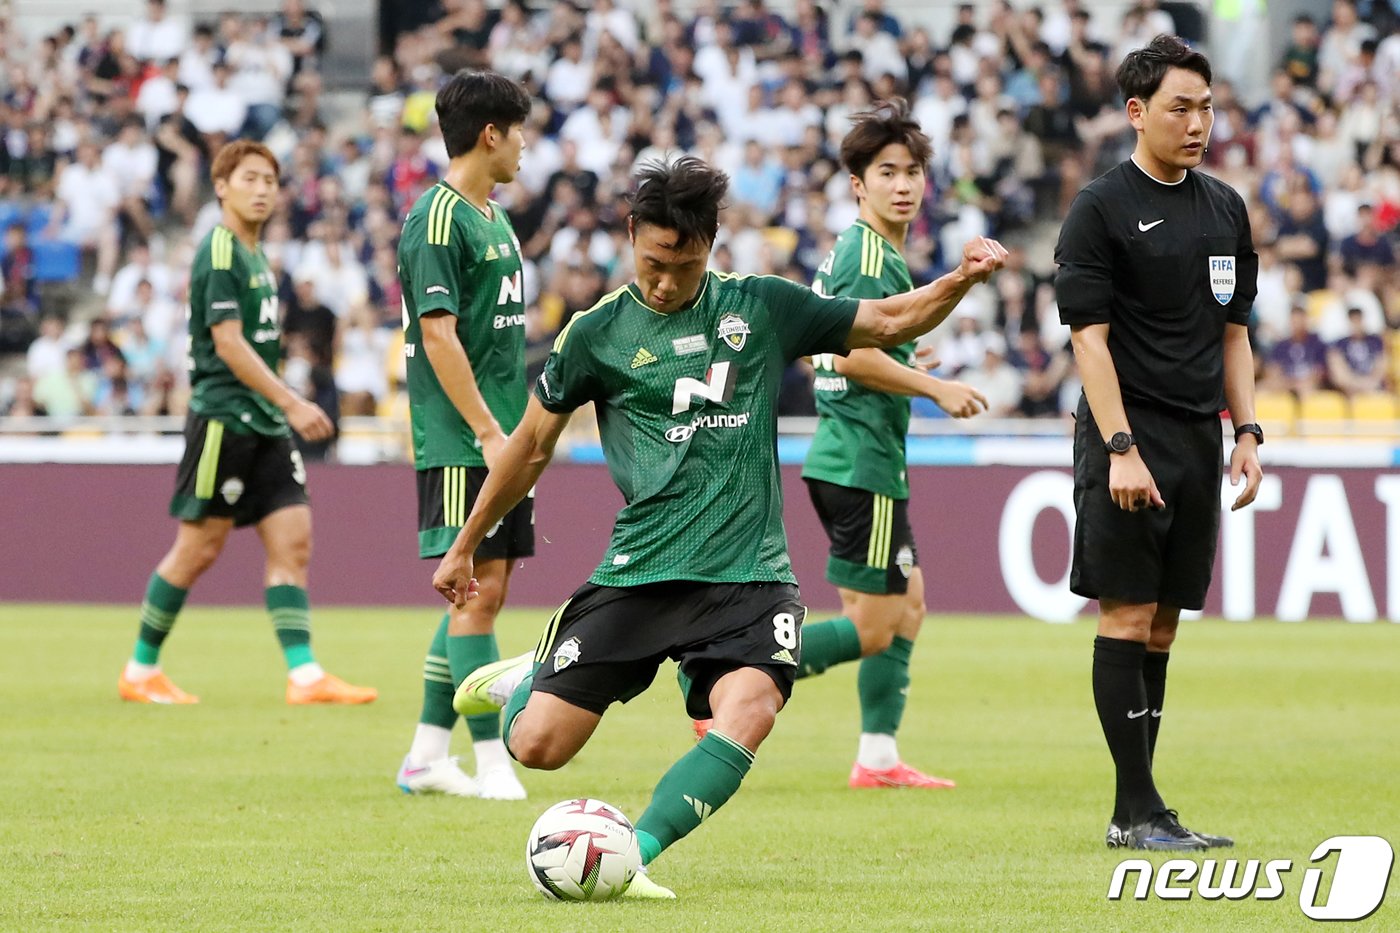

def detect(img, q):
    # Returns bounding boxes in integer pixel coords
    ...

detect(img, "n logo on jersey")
[672,362,736,414]
[1209,255,1236,305]
[497,270,522,306]
[718,313,750,352]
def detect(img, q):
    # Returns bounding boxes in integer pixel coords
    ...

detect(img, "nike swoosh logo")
[1138,219,1165,232]
[1127,708,1149,719]
[1151,709,1162,718]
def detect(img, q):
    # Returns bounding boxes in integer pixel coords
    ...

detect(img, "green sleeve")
[535,317,603,413]
[751,275,860,362]
[203,253,244,326]
[824,234,891,300]
[406,220,469,318]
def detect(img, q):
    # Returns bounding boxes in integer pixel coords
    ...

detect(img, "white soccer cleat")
[476,764,528,800]
[395,755,479,797]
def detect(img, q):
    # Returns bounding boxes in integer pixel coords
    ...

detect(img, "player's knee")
[713,694,778,749]
[508,727,571,771]
[850,609,898,655]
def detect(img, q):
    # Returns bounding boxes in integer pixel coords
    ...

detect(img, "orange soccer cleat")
[286,672,378,705]
[848,761,956,789]
[692,718,713,741]
[118,671,200,704]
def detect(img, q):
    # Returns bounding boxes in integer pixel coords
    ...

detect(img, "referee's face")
[853,143,925,226]
[1131,67,1213,181]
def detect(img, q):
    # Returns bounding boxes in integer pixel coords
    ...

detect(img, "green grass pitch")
[1,605,1396,931]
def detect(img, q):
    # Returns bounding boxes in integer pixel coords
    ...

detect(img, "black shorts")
[416,465,535,560]
[530,581,805,719]
[169,413,308,528]
[1071,395,1223,609]
[805,479,918,595]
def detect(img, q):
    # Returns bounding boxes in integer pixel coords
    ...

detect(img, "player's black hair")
[1115,34,1212,104]
[629,156,729,249]
[436,69,532,159]
[840,98,932,181]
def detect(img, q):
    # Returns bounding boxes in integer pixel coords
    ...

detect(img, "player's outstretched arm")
[846,237,1008,350]
[831,349,987,417]
[210,320,333,441]
[433,396,570,607]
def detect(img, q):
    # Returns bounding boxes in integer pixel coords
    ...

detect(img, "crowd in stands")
[0,0,1397,452]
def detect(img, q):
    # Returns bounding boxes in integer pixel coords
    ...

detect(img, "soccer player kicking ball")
[435,157,1006,897]
[119,141,376,706]
[700,100,987,790]
[394,71,533,801]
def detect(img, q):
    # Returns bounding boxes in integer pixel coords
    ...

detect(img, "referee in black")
[1054,35,1263,852]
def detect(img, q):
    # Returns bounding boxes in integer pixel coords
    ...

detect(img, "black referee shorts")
[1071,394,1222,610]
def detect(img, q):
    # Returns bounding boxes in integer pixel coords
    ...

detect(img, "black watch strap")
[1234,423,1264,445]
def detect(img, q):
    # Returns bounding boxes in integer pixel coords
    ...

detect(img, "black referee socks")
[1093,636,1165,825]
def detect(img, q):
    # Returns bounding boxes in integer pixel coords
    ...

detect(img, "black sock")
[1143,651,1170,764]
[1093,636,1163,825]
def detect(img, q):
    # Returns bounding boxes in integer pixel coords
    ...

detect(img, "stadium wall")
[2,463,1397,622]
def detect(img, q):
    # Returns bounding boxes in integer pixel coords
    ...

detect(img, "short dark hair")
[839,98,932,180]
[629,156,728,249]
[436,69,532,159]
[1115,35,1212,103]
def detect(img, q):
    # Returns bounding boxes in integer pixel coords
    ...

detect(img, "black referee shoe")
[1110,810,1207,851]
[1174,816,1234,849]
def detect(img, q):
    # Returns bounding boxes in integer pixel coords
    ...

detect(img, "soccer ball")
[526,798,641,901]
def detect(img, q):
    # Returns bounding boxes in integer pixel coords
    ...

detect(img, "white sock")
[408,723,453,767]
[124,661,159,681]
[287,662,326,686]
[486,652,534,706]
[474,737,512,773]
[857,733,899,771]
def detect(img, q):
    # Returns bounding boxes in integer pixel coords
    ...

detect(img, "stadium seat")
[1349,392,1398,423]
[25,204,52,236]
[1253,390,1297,436]
[1297,390,1348,435]
[31,240,81,283]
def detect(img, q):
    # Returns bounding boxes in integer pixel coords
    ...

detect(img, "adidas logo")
[630,347,658,369]
[770,648,796,665]
[484,244,499,261]
[682,794,713,823]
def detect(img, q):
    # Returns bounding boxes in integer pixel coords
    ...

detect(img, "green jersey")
[537,272,859,587]
[187,224,287,436]
[803,220,915,499]
[398,181,527,469]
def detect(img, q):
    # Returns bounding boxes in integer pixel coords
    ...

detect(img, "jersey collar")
[439,179,495,221]
[1129,156,1188,187]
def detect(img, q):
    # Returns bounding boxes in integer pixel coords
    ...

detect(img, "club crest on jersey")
[718,313,750,352]
[553,636,581,673]
[895,545,914,579]
[1209,255,1235,305]
[220,477,245,505]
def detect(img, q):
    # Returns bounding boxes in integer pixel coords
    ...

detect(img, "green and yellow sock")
[131,573,187,665]
[419,613,456,729]
[448,633,502,741]
[635,730,754,864]
[266,584,315,670]
[796,617,862,679]
[858,635,914,735]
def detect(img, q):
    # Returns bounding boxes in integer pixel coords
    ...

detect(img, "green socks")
[266,584,315,669]
[858,635,914,735]
[500,666,537,752]
[419,613,456,729]
[796,617,862,679]
[449,633,502,741]
[635,730,754,864]
[132,573,188,665]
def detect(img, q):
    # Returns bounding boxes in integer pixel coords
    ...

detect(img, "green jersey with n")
[398,180,527,469]
[187,224,287,436]
[537,271,860,587]
[803,220,915,499]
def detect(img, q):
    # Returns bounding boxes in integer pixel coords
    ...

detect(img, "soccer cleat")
[476,765,528,800]
[118,671,199,704]
[1174,816,1234,848]
[395,755,478,796]
[848,761,957,789]
[453,652,532,716]
[1122,810,1207,851]
[286,672,378,705]
[692,718,712,741]
[1105,821,1133,848]
[623,867,676,899]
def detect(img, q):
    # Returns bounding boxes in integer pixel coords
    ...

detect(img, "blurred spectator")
[185,62,250,151]
[1274,187,1329,292]
[334,305,389,416]
[1010,326,1069,418]
[0,222,37,352]
[1282,15,1321,88]
[26,315,70,380]
[33,346,95,418]
[108,240,172,320]
[102,116,159,242]
[128,0,188,65]
[284,267,337,364]
[961,332,1023,417]
[367,56,406,129]
[274,0,327,77]
[284,331,337,461]
[177,24,218,92]
[1327,306,1387,395]
[1339,203,1396,272]
[153,84,202,223]
[53,142,120,292]
[1266,305,1329,394]
[226,16,293,140]
[3,374,45,417]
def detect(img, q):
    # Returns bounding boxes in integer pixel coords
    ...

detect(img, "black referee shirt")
[1054,159,1258,417]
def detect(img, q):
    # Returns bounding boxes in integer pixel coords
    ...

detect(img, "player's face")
[491,121,526,183]
[1133,67,1213,176]
[853,142,924,226]
[215,154,279,226]
[630,220,711,314]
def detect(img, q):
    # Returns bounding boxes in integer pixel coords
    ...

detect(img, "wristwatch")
[1104,431,1135,455]
[1234,423,1264,445]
